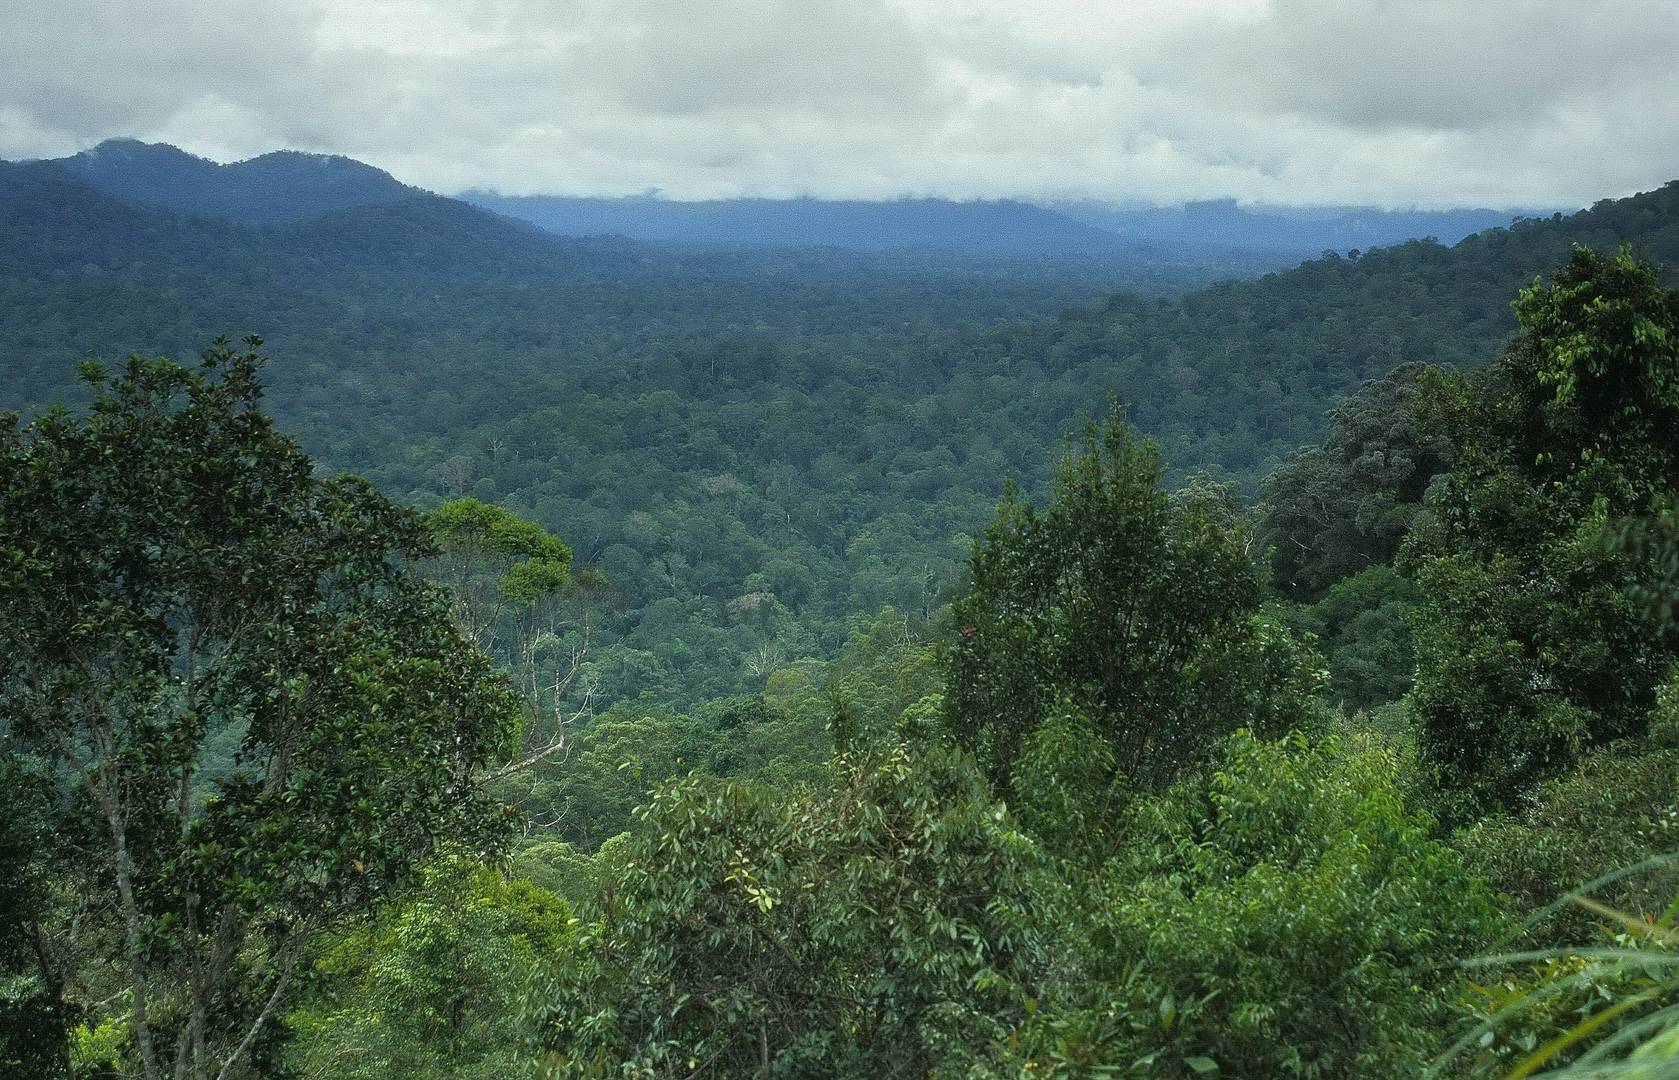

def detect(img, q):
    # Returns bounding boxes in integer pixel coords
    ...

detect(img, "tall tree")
[1257,363,1452,599]
[426,496,572,651]
[1405,248,1679,816]
[0,340,519,1079]
[0,754,64,1076]
[527,736,1058,1076]
[425,497,596,781]
[943,407,1322,800]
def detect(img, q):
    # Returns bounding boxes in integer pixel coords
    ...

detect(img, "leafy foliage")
[1455,736,1679,948]
[1293,564,1422,711]
[1405,248,1679,816]
[286,858,573,1079]
[0,753,66,1075]
[10,171,1679,1079]
[1005,732,1504,1079]
[0,341,519,1078]
[427,496,572,639]
[1257,364,1452,599]
[5,165,1679,712]
[944,408,1323,798]
[527,737,1057,1077]
[1606,494,1679,627]
[1445,880,1679,1079]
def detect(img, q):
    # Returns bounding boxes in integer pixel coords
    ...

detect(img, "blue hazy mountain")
[1050,197,1542,254]
[471,192,1547,258]
[0,151,1290,331]
[51,138,423,225]
[30,140,1542,259]
[463,192,1146,256]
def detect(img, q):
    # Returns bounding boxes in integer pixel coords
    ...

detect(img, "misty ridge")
[24,137,1537,260]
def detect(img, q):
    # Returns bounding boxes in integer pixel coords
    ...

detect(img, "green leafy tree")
[1257,364,1452,599]
[0,341,519,1079]
[427,498,596,782]
[286,858,573,1079]
[1295,564,1422,711]
[944,407,1322,799]
[1005,731,1504,1079]
[426,496,572,649]
[1405,248,1679,816]
[1454,731,1679,948]
[1443,569,1679,1080]
[525,705,693,850]
[1007,704,1128,866]
[527,737,1059,1076]
[1607,494,1679,627]
[0,753,66,1075]
[1446,455,1679,1079]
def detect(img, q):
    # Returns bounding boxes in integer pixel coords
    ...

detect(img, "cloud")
[1,0,1675,208]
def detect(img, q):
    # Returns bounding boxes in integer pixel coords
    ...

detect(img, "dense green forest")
[4,157,1678,715]
[8,228,1679,1077]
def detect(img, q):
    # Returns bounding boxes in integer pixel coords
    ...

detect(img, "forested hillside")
[2,154,1677,710]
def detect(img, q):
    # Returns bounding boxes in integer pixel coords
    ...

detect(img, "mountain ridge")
[50,138,425,225]
[462,191,1144,257]
[12,138,1553,259]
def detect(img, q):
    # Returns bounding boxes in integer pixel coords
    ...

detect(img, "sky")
[1,0,1676,209]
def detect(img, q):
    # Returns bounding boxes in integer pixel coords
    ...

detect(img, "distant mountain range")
[1048,198,1537,254]
[471,192,1541,257]
[14,139,1552,259]
[461,193,1144,256]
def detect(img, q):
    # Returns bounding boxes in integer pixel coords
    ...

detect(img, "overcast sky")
[2,0,1675,208]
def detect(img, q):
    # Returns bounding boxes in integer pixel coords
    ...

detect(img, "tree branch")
[212,951,299,1080]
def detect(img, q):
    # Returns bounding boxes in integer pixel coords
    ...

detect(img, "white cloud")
[1,0,1675,207]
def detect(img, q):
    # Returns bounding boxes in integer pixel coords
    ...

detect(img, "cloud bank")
[3,0,1675,207]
